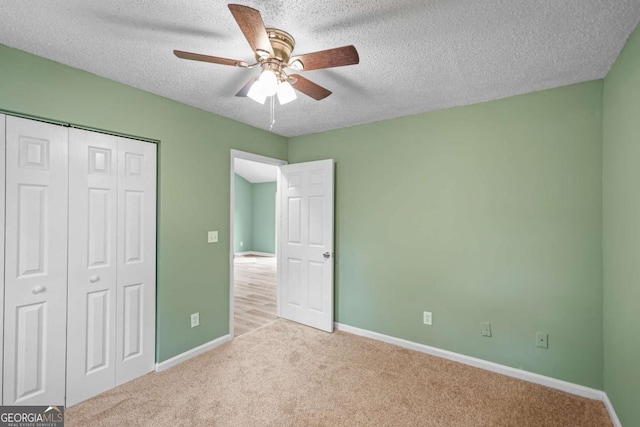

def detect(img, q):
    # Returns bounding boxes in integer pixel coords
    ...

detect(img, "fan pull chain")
[269,95,276,131]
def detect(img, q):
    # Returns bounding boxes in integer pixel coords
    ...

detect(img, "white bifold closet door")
[115,138,156,386]
[66,129,119,406]
[3,116,69,405]
[66,130,156,405]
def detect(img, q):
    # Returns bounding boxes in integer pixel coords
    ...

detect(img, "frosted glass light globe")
[247,79,266,104]
[277,81,297,105]
[259,69,278,96]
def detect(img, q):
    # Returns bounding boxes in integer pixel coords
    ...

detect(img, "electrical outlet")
[536,332,548,348]
[423,311,432,326]
[481,322,492,337]
[207,231,218,243]
[191,312,200,328]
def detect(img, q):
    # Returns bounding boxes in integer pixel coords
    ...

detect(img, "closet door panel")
[116,138,156,385]
[3,116,68,405]
[0,115,5,404]
[66,129,118,406]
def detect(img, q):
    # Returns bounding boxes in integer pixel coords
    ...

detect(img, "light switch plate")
[208,231,218,243]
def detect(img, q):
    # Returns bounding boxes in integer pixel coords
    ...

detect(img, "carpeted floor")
[67,320,611,426]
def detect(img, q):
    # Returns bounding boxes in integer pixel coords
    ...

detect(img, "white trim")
[155,334,231,372]
[230,149,287,339]
[230,149,288,166]
[234,251,276,257]
[602,392,622,427]
[334,322,604,400]
[276,167,282,318]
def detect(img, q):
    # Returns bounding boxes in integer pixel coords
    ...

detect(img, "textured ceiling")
[1,1,639,137]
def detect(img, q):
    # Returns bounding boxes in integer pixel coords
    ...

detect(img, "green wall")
[289,81,604,389]
[603,23,640,426]
[252,182,277,254]
[234,174,253,253]
[233,175,276,254]
[0,44,288,362]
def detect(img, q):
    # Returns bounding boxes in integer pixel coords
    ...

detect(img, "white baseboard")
[602,392,622,427]
[334,322,604,401]
[155,334,231,372]
[234,251,275,257]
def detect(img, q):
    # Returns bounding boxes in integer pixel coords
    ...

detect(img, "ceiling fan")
[173,4,359,105]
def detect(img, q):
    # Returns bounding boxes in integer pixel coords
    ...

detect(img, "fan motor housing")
[261,28,295,63]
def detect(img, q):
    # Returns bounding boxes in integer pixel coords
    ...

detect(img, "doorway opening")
[230,150,287,337]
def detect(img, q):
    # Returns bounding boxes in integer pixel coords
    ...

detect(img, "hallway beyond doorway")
[233,255,277,336]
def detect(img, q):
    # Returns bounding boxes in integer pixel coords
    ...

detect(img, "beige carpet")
[67,320,611,426]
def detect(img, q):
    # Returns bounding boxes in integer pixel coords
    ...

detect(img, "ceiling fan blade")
[228,4,274,58]
[289,74,332,100]
[235,77,258,97]
[173,50,247,67]
[289,45,359,71]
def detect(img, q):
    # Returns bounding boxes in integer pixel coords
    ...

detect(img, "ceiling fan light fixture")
[277,81,297,105]
[247,80,267,104]
[258,69,278,96]
[174,5,360,105]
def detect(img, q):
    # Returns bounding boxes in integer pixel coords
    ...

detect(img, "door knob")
[323,252,331,259]
[89,276,100,283]
[32,286,46,294]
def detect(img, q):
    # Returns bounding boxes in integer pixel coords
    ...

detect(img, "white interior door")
[116,137,156,385]
[3,116,68,405]
[66,129,118,406]
[0,114,5,404]
[278,159,334,332]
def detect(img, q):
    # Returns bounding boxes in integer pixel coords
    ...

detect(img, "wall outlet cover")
[536,332,548,349]
[481,322,492,337]
[191,312,200,328]
[207,231,218,243]
[423,311,433,326]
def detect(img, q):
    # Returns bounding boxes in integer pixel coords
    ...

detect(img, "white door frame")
[229,149,287,338]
